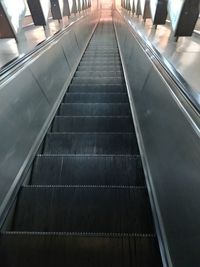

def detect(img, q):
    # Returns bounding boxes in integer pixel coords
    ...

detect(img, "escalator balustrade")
[0,18,162,267]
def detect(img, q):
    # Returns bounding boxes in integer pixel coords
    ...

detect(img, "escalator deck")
[0,17,163,266]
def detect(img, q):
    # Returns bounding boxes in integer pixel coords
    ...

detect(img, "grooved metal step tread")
[43,133,138,155]
[31,155,145,186]
[82,57,120,61]
[52,116,133,132]
[0,233,162,267]
[12,186,154,233]
[80,60,121,64]
[77,66,122,71]
[79,62,121,67]
[64,93,128,103]
[83,52,120,56]
[87,47,119,50]
[72,77,124,85]
[59,103,131,116]
[75,71,123,78]
[84,53,120,57]
[69,85,126,93]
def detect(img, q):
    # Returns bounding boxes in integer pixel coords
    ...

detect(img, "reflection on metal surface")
[1,0,26,35]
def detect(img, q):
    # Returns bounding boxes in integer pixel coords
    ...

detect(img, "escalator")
[0,16,163,266]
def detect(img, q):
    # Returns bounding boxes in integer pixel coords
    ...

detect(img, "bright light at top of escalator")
[1,0,26,34]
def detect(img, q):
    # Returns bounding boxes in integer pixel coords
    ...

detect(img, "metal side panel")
[115,17,152,93]
[29,43,70,105]
[114,10,200,267]
[74,16,94,51]
[60,29,81,69]
[115,18,127,49]
[0,10,99,227]
[135,67,200,267]
[0,69,50,205]
[121,32,152,93]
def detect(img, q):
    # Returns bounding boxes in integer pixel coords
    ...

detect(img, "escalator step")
[80,60,121,65]
[83,53,120,57]
[84,54,119,58]
[0,233,162,267]
[87,47,119,51]
[63,93,128,103]
[84,51,119,54]
[31,155,145,186]
[59,103,131,116]
[43,133,138,155]
[12,187,154,233]
[77,66,122,71]
[72,77,124,85]
[79,62,121,67]
[75,71,122,78]
[69,85,126,93]
[81,56,120,59]
[82,57,120,62]
[52,116,133,132]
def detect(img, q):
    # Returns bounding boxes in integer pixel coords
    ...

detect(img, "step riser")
[63,93,128,103]
[52,117,133,132]
[75,71,123,78]
[59,104,131,116]
[31,155,145,186]
[84,53,120,55]
[12,187,153,233]
[82,57,120,61]
[0,234,162,267]
[44,133,139,155]
[77,67,122,71]
[72,78,124,85]
[81,60,121,64]
[68,85,126,93]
